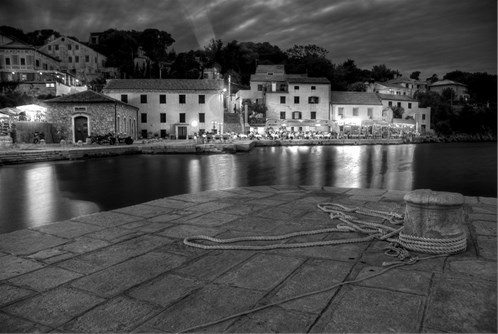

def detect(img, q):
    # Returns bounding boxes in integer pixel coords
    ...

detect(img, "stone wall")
[46,102,137,143]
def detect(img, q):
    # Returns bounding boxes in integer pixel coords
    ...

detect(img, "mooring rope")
[183,202,466,255]
[179,201,466,332]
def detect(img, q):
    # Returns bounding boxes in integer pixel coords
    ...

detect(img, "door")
[178,126,187,140]
[74,116,88,142]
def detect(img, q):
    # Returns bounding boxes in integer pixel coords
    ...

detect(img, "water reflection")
[1,143,496,233]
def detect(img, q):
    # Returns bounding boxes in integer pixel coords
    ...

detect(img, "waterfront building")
[330,91,387,136]
[102,79,225,139]
[38,35,110,83]
[377,93,431,134]
[44,90,138,143]
[238,64,332,132]
[428,79,469,102]
[0,30,86,96]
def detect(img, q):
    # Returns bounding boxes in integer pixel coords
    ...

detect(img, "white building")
[102,79,225,139]
[238,64,332,131]
[377,93,431,134]
[38,35,108,83]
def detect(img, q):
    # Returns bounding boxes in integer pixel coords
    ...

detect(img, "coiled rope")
[179,202,466,332]
[183,202,466,255]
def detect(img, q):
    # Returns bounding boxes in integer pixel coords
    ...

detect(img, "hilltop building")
[38,35,111,83]
[428,79,469,102]
[0,30,86,96]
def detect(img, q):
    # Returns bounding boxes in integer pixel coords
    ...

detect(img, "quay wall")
[0,137,464,165]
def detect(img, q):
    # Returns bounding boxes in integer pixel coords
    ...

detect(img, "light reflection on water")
[0,142,496,233]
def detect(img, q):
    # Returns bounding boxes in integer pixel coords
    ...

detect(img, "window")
[12,55,18,65]
[388,101,393,107]
[141,113,147,123]
[140,94,147,104]
[397,102,401,107]
[280,112,286,119]
[338,107,344,116]
[257,84,263,91]
[311,111,316,120]
[55,44,59,51]
[35,59,39,67]
[179,94,186,104]
[199,95,205,104]
[308,96,319,104]
[311,86,316,90]
[68,56,72,63]
[75,56,79,63]
[68,44,72,50]
[121,94,128,103]
[422,114,426,120]
[199,113,205,123]
[280,96,286,104]
[85,55,89,62]
[353,107,359,116]
[408,103,412,109]
[367,108,373,118]
[48,45,51,51]
[75,45,79,50]
[292,111,302,120]
[294,86,299,90]
[141,130,148,138]
[294,96,300,104]
[160,130,167,138]
[20,58,25,65]
[159,94,166,104]
[179,113,186,123]
[160,113,166,123]
[5,57,10,65]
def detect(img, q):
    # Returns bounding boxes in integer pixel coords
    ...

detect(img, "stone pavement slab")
[0,186,495,333]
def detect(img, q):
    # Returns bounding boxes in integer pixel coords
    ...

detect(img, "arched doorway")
[74,116,88,142]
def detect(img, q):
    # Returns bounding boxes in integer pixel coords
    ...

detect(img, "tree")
[0,25,26,41]
[284,44,333,78]
[371,64,400,82]
[139,28,175,62]
[391,106,404,119]
[25,29,61,45]
[426,73,439,83]
[410,71,421,80]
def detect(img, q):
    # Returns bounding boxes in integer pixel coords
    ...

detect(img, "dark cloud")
[0,0,495,77]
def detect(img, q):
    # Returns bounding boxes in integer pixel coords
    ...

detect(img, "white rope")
[183,202,466,256]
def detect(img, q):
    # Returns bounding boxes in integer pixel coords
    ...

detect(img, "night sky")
[1,0,496,78]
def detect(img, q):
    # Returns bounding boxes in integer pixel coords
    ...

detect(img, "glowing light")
[191,120,198,127]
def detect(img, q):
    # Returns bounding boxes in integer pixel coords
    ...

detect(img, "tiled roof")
[286,76,330,84]
[255,64,285,74]
[376,93,416,102]
[375,82,406,89]
[44,90,138,109]
[430,79,466,87]
[250,74,288,82]
[103,79,225,91]
[250,74,329,84]
[330,91,382,105]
